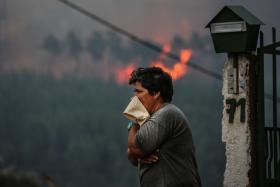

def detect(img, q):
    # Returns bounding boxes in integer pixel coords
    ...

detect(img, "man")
[127,67,201,187]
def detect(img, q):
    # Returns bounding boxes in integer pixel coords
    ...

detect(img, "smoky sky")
[5,0,280,41]
[40,29,214,64]
[1,0,279,78]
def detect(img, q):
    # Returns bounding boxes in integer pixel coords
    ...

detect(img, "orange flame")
[114,43,192,84]
[152,46,192,80]
[114,63,136,84]
[180,49,192,64]
[152,61,187,80]
[161,43,172,56]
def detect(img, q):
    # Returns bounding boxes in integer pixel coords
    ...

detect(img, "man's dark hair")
[129,67,173,102]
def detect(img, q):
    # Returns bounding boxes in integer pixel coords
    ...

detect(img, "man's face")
[132,82,157,114]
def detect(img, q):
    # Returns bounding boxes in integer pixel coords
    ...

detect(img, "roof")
[206,5,264,28]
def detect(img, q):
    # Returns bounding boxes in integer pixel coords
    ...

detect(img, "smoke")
[2,0,279,84]
[0,0,222,83]
[39,30,196,82]
[1,23,218,83]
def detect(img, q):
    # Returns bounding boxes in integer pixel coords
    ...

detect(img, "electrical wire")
[56,0,222,80]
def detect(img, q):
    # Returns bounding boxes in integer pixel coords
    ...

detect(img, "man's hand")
[128,148,159,166]
[140,150,159,164]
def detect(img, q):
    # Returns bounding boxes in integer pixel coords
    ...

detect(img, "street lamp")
[205,5,264,53]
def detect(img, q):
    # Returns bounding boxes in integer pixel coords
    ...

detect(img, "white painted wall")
[222,55,252,187]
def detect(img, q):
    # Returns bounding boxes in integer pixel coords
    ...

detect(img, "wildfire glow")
[162,43,172,56]
[114,43,193,84]
[180,49,192,64]
[114,63,136,84]
[152,47,192,80]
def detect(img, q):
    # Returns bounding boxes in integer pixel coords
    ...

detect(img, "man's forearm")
[127,124,160,166]
[127,124,146,159]
[127,148,138,167]
[128,124,139,146]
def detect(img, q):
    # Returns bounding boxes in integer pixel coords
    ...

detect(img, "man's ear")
[153,92,160,99]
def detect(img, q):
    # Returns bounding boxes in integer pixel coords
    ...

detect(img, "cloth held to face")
[123,96,150,126]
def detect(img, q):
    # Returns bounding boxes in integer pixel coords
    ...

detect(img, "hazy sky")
[7,0,280,42]
[1,0,279,79]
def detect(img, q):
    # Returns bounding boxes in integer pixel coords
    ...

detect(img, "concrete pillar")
[222,54,257,187]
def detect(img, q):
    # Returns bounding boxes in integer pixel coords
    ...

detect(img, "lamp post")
[206,5,263,187]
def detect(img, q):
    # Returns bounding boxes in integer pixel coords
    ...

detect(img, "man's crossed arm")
[127,124,159,166]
